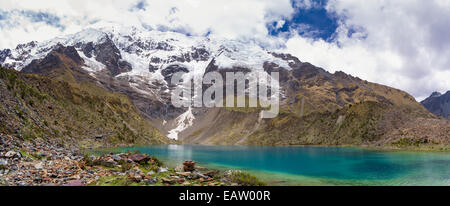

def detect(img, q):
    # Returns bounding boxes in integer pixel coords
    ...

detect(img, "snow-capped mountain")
[1,26,291,82]
[0,25,293,140]
[1,25,440,146]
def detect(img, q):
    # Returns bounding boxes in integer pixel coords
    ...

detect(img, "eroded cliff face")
[1,26,447,148]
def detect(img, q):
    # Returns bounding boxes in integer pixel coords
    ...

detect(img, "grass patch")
[228,171,266,186]
[89,176,140,186]
[391,137,436,147]
[19,150,43,160]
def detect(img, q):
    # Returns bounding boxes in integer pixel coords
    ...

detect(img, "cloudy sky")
[1,0,449,101]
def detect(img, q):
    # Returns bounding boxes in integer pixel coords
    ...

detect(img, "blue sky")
[268,0,339,41]
[0,0,449,100]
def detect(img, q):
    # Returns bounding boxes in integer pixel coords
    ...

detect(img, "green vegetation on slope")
[246,100,447,148]
[0,67,171,148]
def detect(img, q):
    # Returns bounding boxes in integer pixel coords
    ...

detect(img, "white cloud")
[283,0,450,101]
[0,0,293,48]
[293,0,322,9]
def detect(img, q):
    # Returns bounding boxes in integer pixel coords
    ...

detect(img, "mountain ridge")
[0,53,172,148]
[1,26,448,150]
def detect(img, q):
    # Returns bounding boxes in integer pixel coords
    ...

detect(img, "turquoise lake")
[102,145,450,186]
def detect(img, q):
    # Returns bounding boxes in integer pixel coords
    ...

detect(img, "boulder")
[183,161,196,172]
[128,154,151,164]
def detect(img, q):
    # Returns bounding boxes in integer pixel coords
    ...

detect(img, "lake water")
[100,145,450,186]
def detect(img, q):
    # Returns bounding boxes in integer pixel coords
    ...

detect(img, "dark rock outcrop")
[161,64,189,83]
[80,42,95,58]
[421,91,450,119]
[93,37,131,76]
[0,49,11,63]
[21,44,84,76]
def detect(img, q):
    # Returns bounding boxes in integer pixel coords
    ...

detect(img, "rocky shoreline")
[0,134,264,186]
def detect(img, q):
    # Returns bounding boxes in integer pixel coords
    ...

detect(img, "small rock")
[64,180,84,186]
[194,172,208,179]
[134,175,142,182]
[128,154,151,164]
[37,152,48,157]
[128,174,142,183]
[176,172,191,177]
[0,159,7,167]
[112,155,122,162]
[161,177,176,185]
[5,151,17,158]
[209,182,220,186]
[204,170,219,177]
[196,166,207,171]
[34,162,44,170]
[34,177,43,183]
[175,164,184,172]
[105,159,117,167]
[144,178,157,185]
[158,167,168,173]
[176,178,185,184]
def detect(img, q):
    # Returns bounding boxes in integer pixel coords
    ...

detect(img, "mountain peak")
[430,91,443,98]
[421,91,450,119]
[1,26,291,74]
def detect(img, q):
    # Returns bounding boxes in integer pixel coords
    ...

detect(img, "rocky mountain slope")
[1,25,448,149]
[0,133,253,186]
[0,65,171,149]
[421,91,450,119]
